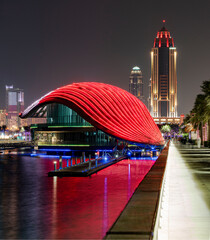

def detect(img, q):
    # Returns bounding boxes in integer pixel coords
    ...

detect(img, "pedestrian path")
[157,142,210,240]
[105,142,169,239]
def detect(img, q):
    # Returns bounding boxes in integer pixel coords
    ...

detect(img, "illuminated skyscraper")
[150,21,177,118]
[129,66,144,102]
[6,85,24,130]
[0,109,6,126]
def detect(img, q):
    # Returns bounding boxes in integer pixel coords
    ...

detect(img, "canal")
[0,153,155,239]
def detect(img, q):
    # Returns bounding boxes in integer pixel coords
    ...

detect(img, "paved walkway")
[105,142,169,239]
[157,142,210,240]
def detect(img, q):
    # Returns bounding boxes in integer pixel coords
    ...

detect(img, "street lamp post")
[53,161,57,171]
[59,156,62,169]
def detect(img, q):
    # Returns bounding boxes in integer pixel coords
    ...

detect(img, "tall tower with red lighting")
[150,20,177,118]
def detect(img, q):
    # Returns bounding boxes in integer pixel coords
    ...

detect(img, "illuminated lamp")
[159,39,161,47]
[172,38,174,47]
[154,39,156,48]
[127,151,131,156]
[20,82,164,146]
[167,38,169,47]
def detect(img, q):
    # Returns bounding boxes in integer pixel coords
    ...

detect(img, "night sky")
[0,0,210,115]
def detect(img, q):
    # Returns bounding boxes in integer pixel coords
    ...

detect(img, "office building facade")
[6,85,24,130]
[0,109,6,126]
[129,66,144,102]
[150,21,177,118]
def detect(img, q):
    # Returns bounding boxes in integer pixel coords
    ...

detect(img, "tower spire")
[163,19,166,27]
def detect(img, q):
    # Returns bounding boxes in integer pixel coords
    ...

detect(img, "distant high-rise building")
[129,66,144,102]
[6,85,24,130]
[150,20,177,118]
[148,78,151,111]
[0,109,6,126]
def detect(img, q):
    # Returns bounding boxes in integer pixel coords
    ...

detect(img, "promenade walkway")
[157,142,210,240]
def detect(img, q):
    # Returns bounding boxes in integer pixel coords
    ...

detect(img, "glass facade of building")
[150,22,178,118]
[6,85,24,130]
[32,104,117,148]
[129,66,144,103]
[47,103,91,126]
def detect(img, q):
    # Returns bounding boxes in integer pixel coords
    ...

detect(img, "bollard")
[53,161,57,171]
[59,156,63,169]
[89,154,91,170]
[75,157,77,165]
[80,156,83,164]
[71,158,73,166]
[95,158,97,167]
[82,152,86,162]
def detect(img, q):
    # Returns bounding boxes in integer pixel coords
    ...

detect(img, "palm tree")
[186,80,210,144]
[161,124,171,139]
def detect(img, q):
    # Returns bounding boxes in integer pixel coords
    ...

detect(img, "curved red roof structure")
[21,82,164,145]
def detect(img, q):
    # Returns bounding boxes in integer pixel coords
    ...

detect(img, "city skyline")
[0,0,210,116]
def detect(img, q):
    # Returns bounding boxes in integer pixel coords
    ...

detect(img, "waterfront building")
[21,82,164,153]
[6,85,24,130]
[129,66,144,103]
[30,103,116,150]
[150,20,177,118]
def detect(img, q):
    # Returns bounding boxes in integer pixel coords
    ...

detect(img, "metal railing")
[53,150,125,172]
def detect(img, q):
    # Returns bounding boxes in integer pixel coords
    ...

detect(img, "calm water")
[0,153,155,239]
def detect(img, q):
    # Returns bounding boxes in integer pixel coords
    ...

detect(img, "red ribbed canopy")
[21,82,164,145]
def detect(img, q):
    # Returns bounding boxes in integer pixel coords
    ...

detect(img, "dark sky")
[0,0,210,115]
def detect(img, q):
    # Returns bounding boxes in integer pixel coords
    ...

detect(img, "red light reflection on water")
[48,159,154,239]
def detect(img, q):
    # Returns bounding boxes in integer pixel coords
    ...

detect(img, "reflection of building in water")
[31,104,116,149]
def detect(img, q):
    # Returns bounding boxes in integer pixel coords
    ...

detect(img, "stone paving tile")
[158,143,210,240]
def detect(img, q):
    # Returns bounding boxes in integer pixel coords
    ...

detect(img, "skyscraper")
[150,21,177,118]
[6,85,24,130]
[0,109,6,126]
[129,66,144,102]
